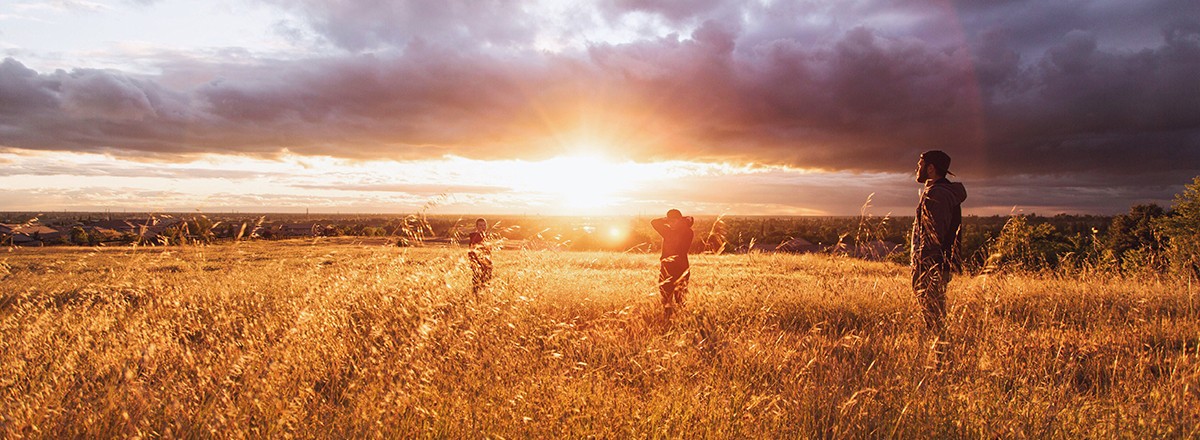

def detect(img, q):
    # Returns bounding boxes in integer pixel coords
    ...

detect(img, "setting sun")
[608,225,625,240]
[513,154,648,211]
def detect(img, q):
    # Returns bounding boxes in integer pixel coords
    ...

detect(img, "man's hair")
[666,209,683,219]
[475,218,487,225]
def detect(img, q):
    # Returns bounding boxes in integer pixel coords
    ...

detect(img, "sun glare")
[514,153,647,211]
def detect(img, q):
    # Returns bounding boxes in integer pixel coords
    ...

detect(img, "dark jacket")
[912,178,968,269]
[652,217,694,267]
[469,231,490,256]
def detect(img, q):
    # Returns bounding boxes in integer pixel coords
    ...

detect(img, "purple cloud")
[0,0,1196,213]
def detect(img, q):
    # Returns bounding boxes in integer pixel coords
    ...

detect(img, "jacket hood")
[931,181,968,205]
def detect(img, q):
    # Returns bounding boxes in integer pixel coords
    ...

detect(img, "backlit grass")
[1,241,1198,437]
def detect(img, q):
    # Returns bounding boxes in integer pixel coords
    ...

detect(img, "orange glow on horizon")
[511,151,644,211]
[0,149,839,215]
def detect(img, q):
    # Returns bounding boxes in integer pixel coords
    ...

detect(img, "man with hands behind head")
[652,209,694,319]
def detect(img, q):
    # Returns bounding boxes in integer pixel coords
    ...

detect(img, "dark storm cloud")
[952,0,1198,56]
[979,25,1200,177]
[0,51,568,158]
[0,58,203,154]
[972,178,1180,213]
[1,0,1198,212]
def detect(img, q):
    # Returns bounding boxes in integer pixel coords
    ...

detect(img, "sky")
[1,0,1198,216]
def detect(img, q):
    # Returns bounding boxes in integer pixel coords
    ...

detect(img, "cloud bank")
[1,0,1198,212]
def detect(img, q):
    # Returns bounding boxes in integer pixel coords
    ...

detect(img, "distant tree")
[986,215,1072,272]
[1155,176,1200,278]
[68,226,99,246]
[1104,204,1166,260]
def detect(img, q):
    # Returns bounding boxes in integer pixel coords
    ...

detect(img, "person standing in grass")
[469,217,493,294]
[652,209,694,318]
[911,150,968,334]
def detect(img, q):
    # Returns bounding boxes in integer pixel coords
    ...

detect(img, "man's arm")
[651,218,669,236]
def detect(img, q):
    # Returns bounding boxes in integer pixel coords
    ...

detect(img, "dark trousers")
[912,260,950,333]
[470,252,492,294]
[659,261,689,309]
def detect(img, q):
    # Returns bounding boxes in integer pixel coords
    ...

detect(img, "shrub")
[1104,204,1166,261]
[1155,176,1200,279]
[986,215,1070,272]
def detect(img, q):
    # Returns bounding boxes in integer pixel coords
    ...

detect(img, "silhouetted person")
[469,218,493,294]
[652,209,694,318]
[912,151,967,334]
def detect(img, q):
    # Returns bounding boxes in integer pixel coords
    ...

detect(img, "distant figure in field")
[911,150,967,334]
[652,209,694,318]
[469,218,493,294]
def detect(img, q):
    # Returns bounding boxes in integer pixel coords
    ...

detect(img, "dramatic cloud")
[261,0,541,51]
[0,0,1197,213]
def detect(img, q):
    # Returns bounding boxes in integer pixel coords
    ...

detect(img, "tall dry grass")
[1,241,1197,437]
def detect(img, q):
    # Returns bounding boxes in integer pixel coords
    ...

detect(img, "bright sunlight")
[512,153,652,211]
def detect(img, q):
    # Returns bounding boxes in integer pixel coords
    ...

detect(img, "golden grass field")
[2,240,1198,438]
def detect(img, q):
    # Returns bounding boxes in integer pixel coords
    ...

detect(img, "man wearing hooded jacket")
[652,209,694,318]
[912,150,968,334]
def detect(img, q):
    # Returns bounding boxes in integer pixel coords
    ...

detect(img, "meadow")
[1,240,1198,438]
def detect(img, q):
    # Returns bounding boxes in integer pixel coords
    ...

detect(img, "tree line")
[4,176,1198,280]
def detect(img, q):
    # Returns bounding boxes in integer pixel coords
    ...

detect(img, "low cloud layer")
[1,0,1198,212]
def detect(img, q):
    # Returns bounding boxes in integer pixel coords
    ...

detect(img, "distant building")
[87,219,138,232]
[275,222,326,237]
[79,218,183,243]
[1,224,64,246]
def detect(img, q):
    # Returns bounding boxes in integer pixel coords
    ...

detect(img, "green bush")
[986,215,1073,272]
[1155,176,1200,279]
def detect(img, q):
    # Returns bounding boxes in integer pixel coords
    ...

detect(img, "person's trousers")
[659,262,689,308]
[912,261,950,332]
